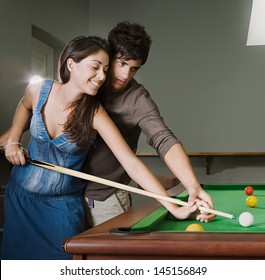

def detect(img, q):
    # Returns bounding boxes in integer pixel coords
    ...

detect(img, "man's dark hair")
[108,21,152,65]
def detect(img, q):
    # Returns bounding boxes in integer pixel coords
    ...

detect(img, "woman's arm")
[5,83,38,165]
[93,107,198,220]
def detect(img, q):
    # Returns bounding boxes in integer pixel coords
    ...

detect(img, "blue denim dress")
[2,79,91,260]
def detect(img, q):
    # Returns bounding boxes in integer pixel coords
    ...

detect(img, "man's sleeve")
[131,87,181,159]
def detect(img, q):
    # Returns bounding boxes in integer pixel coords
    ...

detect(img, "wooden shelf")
[187,152,265,156]
[136,152,265,175]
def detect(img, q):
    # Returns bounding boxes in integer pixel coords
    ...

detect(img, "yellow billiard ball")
[185,223,205,232]
[246,195,258,208]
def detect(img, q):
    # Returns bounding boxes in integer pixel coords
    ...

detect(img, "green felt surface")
[131,184,265,233]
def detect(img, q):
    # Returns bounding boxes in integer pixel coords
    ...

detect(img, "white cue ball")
[239,212,254,227]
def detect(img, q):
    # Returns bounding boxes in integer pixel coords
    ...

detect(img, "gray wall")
[87,0,265,199]
[0,0,90,185]
[1,0,265,200]
[0,0,90,131]
[88,0,265,153]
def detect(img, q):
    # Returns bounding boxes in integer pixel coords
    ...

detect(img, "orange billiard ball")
[186,223,205,232]
[246,195,258,208]
[245,186,254,195]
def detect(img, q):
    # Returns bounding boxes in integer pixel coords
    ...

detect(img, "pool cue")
[28,158,236,220]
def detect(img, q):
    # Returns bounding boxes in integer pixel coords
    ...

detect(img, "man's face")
[109,55,142,92]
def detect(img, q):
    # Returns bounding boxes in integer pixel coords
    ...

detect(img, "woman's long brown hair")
[58,36,112,147]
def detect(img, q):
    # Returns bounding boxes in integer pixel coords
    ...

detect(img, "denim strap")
[35,79,54,112]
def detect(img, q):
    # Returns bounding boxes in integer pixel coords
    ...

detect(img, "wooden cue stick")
[29,158,235,219]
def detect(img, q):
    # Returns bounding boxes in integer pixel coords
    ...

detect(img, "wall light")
[29,75,43,84]
[246,0,265,46]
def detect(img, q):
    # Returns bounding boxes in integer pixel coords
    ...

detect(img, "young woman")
[2,36,197,260]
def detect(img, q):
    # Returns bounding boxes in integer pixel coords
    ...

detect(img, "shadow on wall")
[207,156,265,175]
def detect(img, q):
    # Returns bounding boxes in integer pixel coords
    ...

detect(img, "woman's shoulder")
[26,79,57,107]
[92,104,111,127]
[27,79,55,93]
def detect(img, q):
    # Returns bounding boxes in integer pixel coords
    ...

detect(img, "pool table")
[63,183,265,260]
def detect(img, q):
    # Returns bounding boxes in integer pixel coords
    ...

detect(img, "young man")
[82,21,215,226]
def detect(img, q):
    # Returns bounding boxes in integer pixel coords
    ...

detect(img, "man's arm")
[132,86,215,221]
[164,143,215,221]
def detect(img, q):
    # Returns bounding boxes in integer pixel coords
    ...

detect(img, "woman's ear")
[67,58,76,72]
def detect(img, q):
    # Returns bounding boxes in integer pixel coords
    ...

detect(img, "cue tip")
[232,215,236,220]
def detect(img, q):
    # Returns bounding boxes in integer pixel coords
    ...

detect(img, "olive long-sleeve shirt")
[83,79,180,200]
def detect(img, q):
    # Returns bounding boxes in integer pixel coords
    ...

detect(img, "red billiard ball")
[245,186,254,195]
